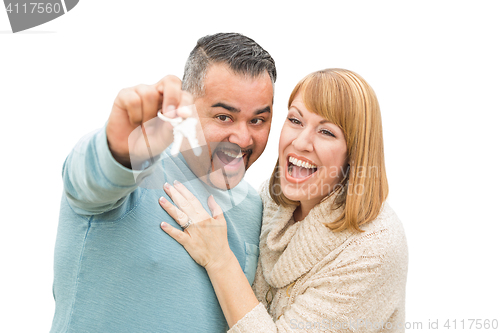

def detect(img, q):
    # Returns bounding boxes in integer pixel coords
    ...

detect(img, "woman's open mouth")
[286,155,318,182]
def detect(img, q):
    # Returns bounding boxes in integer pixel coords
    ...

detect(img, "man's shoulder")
[241,179,261,197]
[233,179,263,210]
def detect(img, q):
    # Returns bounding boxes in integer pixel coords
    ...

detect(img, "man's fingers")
[155,76,195,119]
[163,106,177,118]
[134,84,162,123]
[156,75,182,115]
[177,91,194,118]
[116,88,143,126]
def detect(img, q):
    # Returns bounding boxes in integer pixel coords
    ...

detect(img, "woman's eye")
[320,129,335,137]
[288,117,301,125]
[216,115,232,122]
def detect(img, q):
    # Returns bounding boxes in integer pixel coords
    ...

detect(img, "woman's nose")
[292,128,313,152]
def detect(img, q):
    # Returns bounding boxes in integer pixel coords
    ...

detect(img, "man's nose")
[292,128,314,152]
[228,123,253,149]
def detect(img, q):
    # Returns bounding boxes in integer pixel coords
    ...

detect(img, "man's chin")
[204,168,246,190]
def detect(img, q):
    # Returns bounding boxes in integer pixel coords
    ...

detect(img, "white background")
[1,1,499,331]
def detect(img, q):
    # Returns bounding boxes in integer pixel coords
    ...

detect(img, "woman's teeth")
[289,156,317,169]
[287,156,318,177]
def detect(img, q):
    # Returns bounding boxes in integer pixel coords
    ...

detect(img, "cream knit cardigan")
[228,182,408,333]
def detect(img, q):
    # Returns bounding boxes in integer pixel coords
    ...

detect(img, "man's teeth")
[222,150,243,159]
[289,156,317,169]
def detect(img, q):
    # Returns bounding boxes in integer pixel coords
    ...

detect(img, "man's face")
[181,63,274,190]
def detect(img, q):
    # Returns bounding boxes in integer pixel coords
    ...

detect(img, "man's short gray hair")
[182,33,277,97]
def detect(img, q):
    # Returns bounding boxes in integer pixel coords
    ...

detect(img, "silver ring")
[181,218,193,230]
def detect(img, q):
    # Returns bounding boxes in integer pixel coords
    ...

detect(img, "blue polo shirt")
[50,128,262,333]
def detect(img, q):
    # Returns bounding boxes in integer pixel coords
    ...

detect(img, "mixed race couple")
[51,33,408,333]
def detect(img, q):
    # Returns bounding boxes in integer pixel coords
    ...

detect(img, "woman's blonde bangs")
[288,71,345,130]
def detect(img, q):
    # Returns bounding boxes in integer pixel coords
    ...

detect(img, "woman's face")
[279,92,348,209]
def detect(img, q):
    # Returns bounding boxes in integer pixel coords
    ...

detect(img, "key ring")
[157,110,202,157]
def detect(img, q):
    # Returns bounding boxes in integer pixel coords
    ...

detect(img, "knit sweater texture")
[228,181,408,332]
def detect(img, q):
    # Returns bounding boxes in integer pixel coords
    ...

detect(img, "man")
[50,33,276,333]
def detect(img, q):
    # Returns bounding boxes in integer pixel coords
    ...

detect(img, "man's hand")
[106,75,194,168]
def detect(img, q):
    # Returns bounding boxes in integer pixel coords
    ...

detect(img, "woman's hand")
[159,181,232,270]
[160,181,260,328]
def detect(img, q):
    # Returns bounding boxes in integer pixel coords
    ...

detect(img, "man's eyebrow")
[211,103,240,113]
[255,106,271,115]
[212,103,271,115]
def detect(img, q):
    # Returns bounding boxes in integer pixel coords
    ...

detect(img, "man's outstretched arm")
[62,76,193,215]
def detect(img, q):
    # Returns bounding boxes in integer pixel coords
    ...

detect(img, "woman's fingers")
[163,182,192,213]
[159,196,189,227]
[158,189,230,269]
[160,221,188,245]
[164,181,209,217]
[172,181,196,201]
[208,195,223,219]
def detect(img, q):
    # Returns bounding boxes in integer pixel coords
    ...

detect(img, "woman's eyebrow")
[289,106,303,117]
[290,106,333,125]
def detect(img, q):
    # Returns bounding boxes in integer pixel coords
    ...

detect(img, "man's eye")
[288,117,301,125]
[216,115,232,122]
[250,118,264,125]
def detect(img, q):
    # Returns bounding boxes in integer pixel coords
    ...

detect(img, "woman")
[159,69,408,332]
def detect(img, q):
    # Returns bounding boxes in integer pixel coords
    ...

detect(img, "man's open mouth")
[210,143,252,175]
[215,149,246,166]
[287,156,318,179]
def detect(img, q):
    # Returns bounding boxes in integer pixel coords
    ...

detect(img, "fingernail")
[208,195,215,213]
[164,182,170,190]
[164,111,176,118]
[165,105,177,118]
[178,105,192,117]
[159,197,167,204]
[161,222,168,228]
[173,180,180,186]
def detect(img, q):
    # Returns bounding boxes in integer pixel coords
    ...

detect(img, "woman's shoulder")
[346,202,408,268]
[258,179,271,198]
[258,179,277,209]
[308,203,407,289]
[361,202,406,243]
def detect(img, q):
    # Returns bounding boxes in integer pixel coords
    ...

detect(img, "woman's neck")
[293,201,316,222]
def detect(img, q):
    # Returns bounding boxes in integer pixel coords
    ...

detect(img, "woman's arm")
[205,252,260,327]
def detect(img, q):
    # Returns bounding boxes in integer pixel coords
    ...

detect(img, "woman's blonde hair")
[269,68,388,232]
